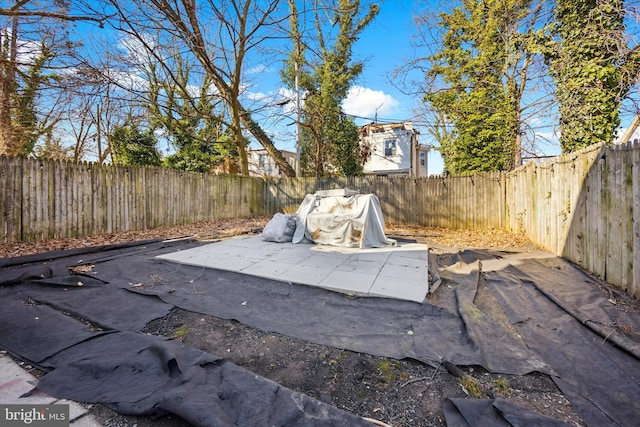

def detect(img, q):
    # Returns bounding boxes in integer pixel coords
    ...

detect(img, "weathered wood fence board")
[506,142,640,298]
[0,158,264,243]
[261,173,505,229]
[633,142,640,299]
[1,145,639,298]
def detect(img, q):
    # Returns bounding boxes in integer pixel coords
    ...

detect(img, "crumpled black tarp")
[1,239,640,426]
[0,261,372,426]
[74,242,549,376]
[35,332,370,427]
[0,271,172,363]
[485,261,640,426]
[442,398,574,427]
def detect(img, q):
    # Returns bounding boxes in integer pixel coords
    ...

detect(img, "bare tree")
[101,0,296,176]
[0,0,107,157]
[0,0,107,24]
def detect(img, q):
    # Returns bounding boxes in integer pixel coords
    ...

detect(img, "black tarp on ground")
[35,332,372,427]
[0,268,173,363]
[0,290,105,363]
[0,262,373,426]
[1,239,640,426]
[442,398,574,427]
[65,241,549,376]
[1,279,173,332]
[486,262,640,426]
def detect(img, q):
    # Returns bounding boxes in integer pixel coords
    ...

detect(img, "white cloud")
[342,86,400,119]
[277,87,298,114]
[244,90,269,102]
[119,34,155,64]
[278,87,295,102]
[106,68,149,92]
[246,64,269,75]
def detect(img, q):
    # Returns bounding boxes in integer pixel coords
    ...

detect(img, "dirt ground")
[2,218,586,426]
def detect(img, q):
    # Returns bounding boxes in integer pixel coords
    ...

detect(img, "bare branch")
[0,8,107,24]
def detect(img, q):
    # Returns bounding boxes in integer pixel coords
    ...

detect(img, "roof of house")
[359,121,419,136]
[617,114,640,144]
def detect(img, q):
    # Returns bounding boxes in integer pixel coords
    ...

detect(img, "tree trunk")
[239,106,296,177]
[514,130,522,168]
[0,17,18,156]
[236,138,248,176]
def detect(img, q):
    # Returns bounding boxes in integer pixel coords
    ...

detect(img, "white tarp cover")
[292,192,397,248]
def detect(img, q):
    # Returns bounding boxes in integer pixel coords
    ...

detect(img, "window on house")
[420,152,426,166]
[258,153,267,168]
[384,139,397,156]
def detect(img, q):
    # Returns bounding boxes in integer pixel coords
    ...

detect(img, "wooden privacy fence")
[1,144,638,298]
[0,157,505,243]
[0,157,266,243]
[506,142,640,298]
[261,173,506,230]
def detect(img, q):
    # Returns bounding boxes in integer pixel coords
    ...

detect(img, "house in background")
[248,148,296,177]
[249,121,431,178]
[616,113,640,144]
[359,122,431,177]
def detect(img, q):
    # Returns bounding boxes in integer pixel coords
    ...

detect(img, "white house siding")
[360,122,427,177]
[416,145,430,177]
[248,149,296,177]
[362,128,412,175]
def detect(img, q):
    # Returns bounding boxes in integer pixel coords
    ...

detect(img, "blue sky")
[344,0,444,173]
[67,0,441,167]
[249,0,560,175]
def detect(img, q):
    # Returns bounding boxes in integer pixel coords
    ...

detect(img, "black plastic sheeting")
[0,256,371,426]
[36,332,371,426]
[71,242,549,376]
[442,398,574,427]
[1,239,640,426]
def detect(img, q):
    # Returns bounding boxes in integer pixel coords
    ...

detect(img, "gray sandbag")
[261,213,297,243]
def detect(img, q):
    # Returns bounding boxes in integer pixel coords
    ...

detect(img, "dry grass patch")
[386,223,532,249]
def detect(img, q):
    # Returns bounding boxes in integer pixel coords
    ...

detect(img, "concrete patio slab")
[157,236,429,303]
[0,352,102,425]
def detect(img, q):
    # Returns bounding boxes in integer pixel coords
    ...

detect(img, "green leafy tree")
[331,115,362,176]
[543,0,640,152]
[427,110,456,174]
[424,0,544,174]
[110,124,162,167]
[283,0,378,177]
[146,57,236,173]
[163,133,238,173]
[12,46,47,154]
